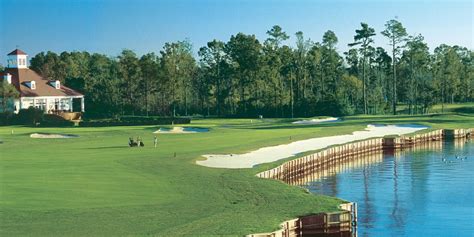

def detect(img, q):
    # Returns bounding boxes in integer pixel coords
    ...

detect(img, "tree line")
[21,19,473,117]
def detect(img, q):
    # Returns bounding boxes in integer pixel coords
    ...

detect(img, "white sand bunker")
[153,127,209,134]
[30,133,79,139]
[292,117,340,124]
[197,124,428,169]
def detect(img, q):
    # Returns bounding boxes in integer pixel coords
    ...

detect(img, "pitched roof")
[8,49,28,56]
[2,68,83,97]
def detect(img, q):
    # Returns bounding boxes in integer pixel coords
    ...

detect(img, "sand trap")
[153,127,209,134]
[197,124,428,168]
[292,117,340,124]
[30,133,79,139]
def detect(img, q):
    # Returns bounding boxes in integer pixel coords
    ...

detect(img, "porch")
[17,96,84,114]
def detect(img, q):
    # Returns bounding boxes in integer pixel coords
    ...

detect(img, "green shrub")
[39,114,75,127]
[315,96,356,117]
[0,111,19,125]
[17,107,44,125]
[1,109,75,127]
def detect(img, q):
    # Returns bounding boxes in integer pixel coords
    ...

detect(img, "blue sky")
[0,0,472,63]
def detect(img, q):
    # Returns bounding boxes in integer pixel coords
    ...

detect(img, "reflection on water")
[303,139,474,237]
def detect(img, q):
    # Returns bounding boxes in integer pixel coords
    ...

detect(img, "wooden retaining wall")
[246,203,356,237]
[256,128,472,185]
[444,128,473,139]
[257,138,384,185]
[293,151,384,186]
[383,129,443,149]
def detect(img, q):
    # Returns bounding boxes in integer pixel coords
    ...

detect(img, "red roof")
[8,49,28,56]
[2,68,83,97]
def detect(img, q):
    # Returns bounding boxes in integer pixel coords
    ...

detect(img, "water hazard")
[303,139,474,237]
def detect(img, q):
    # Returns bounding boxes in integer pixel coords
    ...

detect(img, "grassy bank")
[1,110,473,236]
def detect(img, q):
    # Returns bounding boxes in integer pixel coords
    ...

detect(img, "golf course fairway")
[1,112,473,236]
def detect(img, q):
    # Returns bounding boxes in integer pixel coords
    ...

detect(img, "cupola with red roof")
[7,49,29,69]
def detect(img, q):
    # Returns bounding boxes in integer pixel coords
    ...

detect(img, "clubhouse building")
[1,49,84,115]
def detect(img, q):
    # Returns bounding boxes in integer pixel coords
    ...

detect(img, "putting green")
[0,111,473,236]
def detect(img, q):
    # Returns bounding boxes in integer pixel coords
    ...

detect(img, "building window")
[36,99,46,110]
[55,80,61,89]
[22,98,34,108]
[30,81,36,90]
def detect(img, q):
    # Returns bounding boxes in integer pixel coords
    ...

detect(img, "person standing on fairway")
[154,135,158,148]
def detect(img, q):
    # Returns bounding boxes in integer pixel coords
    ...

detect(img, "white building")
[1,49,84,115]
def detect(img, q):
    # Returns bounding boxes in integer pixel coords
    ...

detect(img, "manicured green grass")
[396,102,474,114]
[430,102,474,114]
[1,110,473,236]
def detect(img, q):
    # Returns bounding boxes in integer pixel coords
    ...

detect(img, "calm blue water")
[304,140,474,237]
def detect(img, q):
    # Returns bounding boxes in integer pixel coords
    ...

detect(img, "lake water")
[303,139,474,237]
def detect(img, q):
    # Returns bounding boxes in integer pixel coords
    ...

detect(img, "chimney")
[3,73,12,84]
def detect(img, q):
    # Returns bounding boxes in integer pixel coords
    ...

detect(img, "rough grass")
[0,107,473,236]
